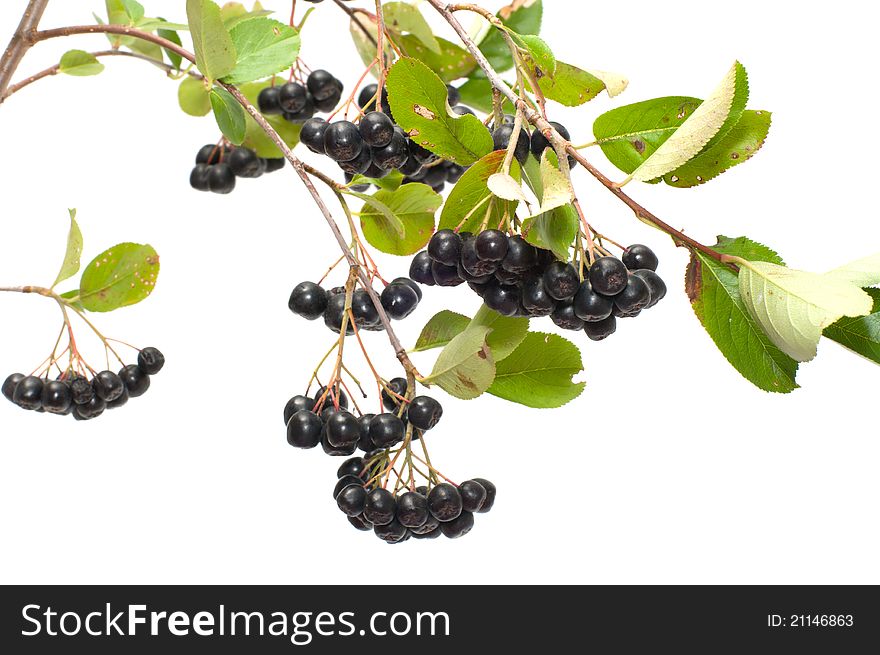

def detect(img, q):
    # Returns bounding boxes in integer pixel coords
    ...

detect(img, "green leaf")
[187,0,237,83]
[522,204,578,262]
[386,57,493,165]
[413,311,472,352]
[383,2,440,54]
[398,35,476,83]
[349,170,404,192]
[824,289,880,365]
[425,326,495,400]
[478,0,542,73]
[662,110,771,188]
[79,243,160,313]
[530,61,604,107]
[238,78,301,156]
[221,2,273,29]
[457,77,514,114]
[120,0,145,22]
[347,191,406,238]
[686,236,799,393]
[59,289,84,312]
[105,0,137,24]
[178,76,211,116]
[439,151,519,232]
[157,23,184,70]
[516,33,555,75]
[210,86,247,144]
[488,332,584,408]
[348,13,387,75]
[526,149,573,216]
[222,18,300,85]
[470,305,529,361]
[53,209,83,288]
[58,50,105,76]
[487,172,529,203]
[359,184,442,256]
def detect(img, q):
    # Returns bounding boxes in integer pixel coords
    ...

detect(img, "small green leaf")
[238,78,301,156]
[439,151,519,232]
[398,35,476,83]
[470,305,529,361]
[79,243,160,313]
[488,332,584,408]
[349,170,404,192]
[178,76,211,116]
[425,326,495,400]
[222,17,301,85]
[359,184,442,256]
[386,57,493,165]
[478,0,543,73]
[221,2,274,28]
[157,22,184,70]
[210,86,247,144]
[347,191,406,238]
[522,204,578,262]
[526,149,573,216]
[53,209,83,288]
[824,289,880,365]
[383,2,440,54]
[530,61,604,107]
[413,311,471,352]
[187,0,237,83]
[120,0,145,22]
[686,236,799,393]
[58,50,105,76]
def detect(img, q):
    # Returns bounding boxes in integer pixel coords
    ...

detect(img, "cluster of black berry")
[411,229,667,341]
[189,144,285,194]
[298,83,474,194]
[1,348,165,421]
[257,69,345,123]
[336,473,496,543]
[288,277,422,334]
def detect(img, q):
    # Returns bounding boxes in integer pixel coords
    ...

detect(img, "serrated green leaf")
[359,184,441,256]
[470,305,529,361]
[398,35,477,83]
[824,289,880,365]
[157,22,184,70]
[413,311,471,352]
[584,69,628,98]
[58,50,105,76]
[79,243,160,312]
[530,61,604,107]
[527,149,573,216]
[477,0,542,73]
[347,191,406,238]
[522,205,578,262]
[439,151,519,232]
[386,57,493,165]
[686,236,798,393]
[187,0,237,83]
[53,209,83,288]
[488,332,584,408]
[425,325,495,400]
[384,2,440,54]
[349,170,404,192]
[515,33,555,76]
[222,18,300,85]
[221,2,273,28]
[210,86,246,144]
[178,76,211,116]
[238,78,301,156]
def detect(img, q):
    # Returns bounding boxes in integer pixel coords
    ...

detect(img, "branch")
[0,0,50,98]
[32,25,195,64]
[425,0,726,263]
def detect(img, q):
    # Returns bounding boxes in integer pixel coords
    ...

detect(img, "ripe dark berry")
[2,373,23,402]
[195,144,225,164]
[288,282,328,320]
[334,475,362,499]
[445,163,466,182]
[584,314,617,341]
[300,118,328,154]
[410,525,441,539]
[323,121,364,162]
[228,147,262,178]
[363,488,397,526]
[573,280,614,322]
[390,277,422,302]
[484,283,521,317]
[530,121,571,158]
[323,293,354,335]
[398,157,423,177]
[337,456,366,480]
[73,395,106,421]
[119,365,150,398]
[207,163,236,194]
[316,385,348,409]
[106,386,129,410]
[257,85,282,115]
[336,484,367,517]
[543,261,580,300]
[427,483,463,522]
[374,519,409,543]
[284,395,314,426]
[338,144,373,175]
[263,157,285,173]
[521,276,556,317]
[137,347,165,375]
[351,288,380,329]
[396,491,429,528]
[363,162,388,179]
[446,84,461,106]
[313,81,342,112]
[407,396,443,430]
[357,414,375,451]
[458,480,487,513]
[633,269,667,307]
[69,375,94,405]
[427,229,462,266]
[422,165,447,189]
[189,164,211,191]
[13,376,43,410]
[589,256,629,296]
[287,410,322,448]
[432,261,464,287]
[622,244,659,272]
[551,301,585,331]
[92,371,125,403]
[472,478,496,513]
[369,413,406,448]
[307,69,339,101]
[278,82,307,113]
[359,111,394,148]
[348,515,372,532]
[381,378,407,410]
[452,105,475,117]
[614,275,651,314]
[409,512,440,536]
[282,92,315,122]
[460,237,497,277]
[322,429,357,456]
[371,129,409,170]
[492,125,530,165]
[440,510,474,539]
[40,380,72,414]
[380,283,419,320]
[475,229,509,262]
[326,410,361,448]
[502,236,538,273]
[357,83,389,114]
[409,140,437,165]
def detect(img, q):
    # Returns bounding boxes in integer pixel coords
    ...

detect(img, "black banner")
[1,585,877,652]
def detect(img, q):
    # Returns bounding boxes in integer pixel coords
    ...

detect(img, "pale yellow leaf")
[488,172,530,204]
[825,252,880,287]
[585,69,628,98]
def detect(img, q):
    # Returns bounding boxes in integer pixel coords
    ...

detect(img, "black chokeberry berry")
[452,105,475,117]
[13,375,43,410]
[92,371,125,403]
[69,375,94,405]
[363,488,397,526]
[472,477,496,513]
[313,81,342,112]
[521,276,556,317]
[278,82,307,113]
[409,140,437,165]
[391,277,422,302]
[207,163,236,194]
[369,413,406,448]
[492,125,530,165]
[432,261,464,287]
[40,380,72,415]
[189,164,211,191]
[380,283,419,320]
[614,275,651,314]
[283,93,315,122]
[393,492,428,529]
[348,515,372,532]
[323,121,363,162]
[530,121,571,158]
[427,229,462,267]
[337,456,366,480]
[351,288,380,329]
[137,347,165,375]
[2,373,23,402]
[409,510,440,535]
[622,244,659,272]
[228,147,262,178]
[458,480,487,513]
[338,144,373,175]
[484,283,521,317]
[421,165,447,189]
[106,386,129,410]
[573,280,613,322]
[306,69,339,101]
[316,385,348,409]
[300,118,328,154]
[406,396,443,431]
[374,519,409,543]
[446,84,461,106]
[440,510,474,539]
[323,293,355,335]
[475,229,509,262]
[287,410,322,448]
[461,237,497,277]
[119,365,150,398]
[502,236,538,273]
[289,281,328,320]
[336,484,367,517]
[357,83,390,114]
[584,314,617,341]
[551,302,585,331]
[196,144,225,165]
[398,157,423,177]
[326,410,361,448]
[334,475,362,499]
[589,256,629,296]
[445,163,466,182]
[633,269,667,308]
[322,428,357,456]
[257,85,282,115]
[543,261,580,300]
[73,395,106,421]
[263,157,285,173]
[359,111,395,148]
[357,414,375,451]
[427,483,463,522]
[381,378,407,410]
[371,129,409,170]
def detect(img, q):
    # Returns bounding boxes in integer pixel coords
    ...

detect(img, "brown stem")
[32,25,195,64]
[332,0,377,48]
[0,0,49,99]
[426,0,725,263]
[373,0,387,112]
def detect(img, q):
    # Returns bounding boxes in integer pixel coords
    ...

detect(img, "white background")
[0,0,878,585]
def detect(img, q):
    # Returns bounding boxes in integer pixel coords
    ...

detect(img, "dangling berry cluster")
[189,144,285,195]
[288,277,422,334]
[1,347,165,421]
[258,68,345,123]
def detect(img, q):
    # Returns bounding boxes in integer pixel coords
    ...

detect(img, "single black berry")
[484,283,520,317]
[633,269,667,308]
[257,85,282,115]
[278,82,307,113]
[573,280,614,322]
[381,378,407,410]
[137,347,164,376]
[472,478,496,513]
[461,237,497,278]
[409,512,440,536]
[334,475,362,499]
[300,118,328,154]
[13,376,43,410]
[313,80,342,112]
[396,491,429,528]
[521,276,556,317]
[551,302,585,331]
[40,380,72,415]
[614,275,651,314]
[263,157,285,173]
[207,163,236,194]
[287,410,322,448]
[322,429,357,456]
[306,69,339,101]
[363,488,397,526]
[357,83,390,114]
[371,129,409,170]
[284,395,314,426]
[336,484,367,517]
[374,519,409,543]
[427,229,462,266]
[323,121,363,162]
[326,410,361,448]
[289,282,329,321]
[409,140,437,165]
[440,510,474,539]
[398,157,423,177]
[189,164,211,191]
[431,261,464,287]
[359,111,395,148]
[369,413,406,448]
[622,244,659,272]
[2,373,23,403]
[492,125,530,165]
[195,144,225,165]
[589,256,629,296]
[228,148,262,178]
[380,283,419,320]
[323,293,354,335]
[357,414,375,452]
[92,371,125,403]
[337,456,366,480]
[350,288,380,329]
[406,396,443,431]
[69,375,94,405]
[427,483,463,522]
[73,395,106,421]
[106,386,129,410]
[458,480,487,513]
[543,261,580,300]
[583,314,617,341]
[502,236,538,273]
[118,365,149,398]
[282,93,315,122]
[475,229,509,262]
[390,277,422,302]
[338,144,373,175]
[348,515,372,532]
[315,385,348,409]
